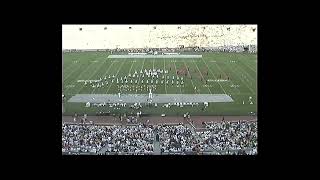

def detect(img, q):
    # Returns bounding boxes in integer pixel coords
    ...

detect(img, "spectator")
[197,120,257,154]
[62,124,121,153]
[62,120,257,155]
[157,124,199,154]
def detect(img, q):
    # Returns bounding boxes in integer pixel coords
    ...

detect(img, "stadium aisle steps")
[184,123,201,141]
[185,123,218,153]
[98,145,109,154]
[153,132,161,155]
[153,141,161,155]
[98,125,126,154]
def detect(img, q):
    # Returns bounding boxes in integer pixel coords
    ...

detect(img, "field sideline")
[62,52,257,116]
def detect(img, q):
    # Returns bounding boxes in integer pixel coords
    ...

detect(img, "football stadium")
[62,25,257,155]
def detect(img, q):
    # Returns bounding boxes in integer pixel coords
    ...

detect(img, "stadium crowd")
[62,124,121,153]
[64,45,257,54]
[110,124,154,154]
[109,45,256,53]
[196,120,257,153]
[156,124,210,153]
[62,123,154,154]
[62,120,257,155]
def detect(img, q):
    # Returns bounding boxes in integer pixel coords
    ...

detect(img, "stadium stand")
[62,120,257,155]
[197,121,257,152]
[62,25,257,51]
[156,124,201,153]
[62,124,121,154]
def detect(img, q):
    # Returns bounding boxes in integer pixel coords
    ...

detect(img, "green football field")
[62,52,257,116]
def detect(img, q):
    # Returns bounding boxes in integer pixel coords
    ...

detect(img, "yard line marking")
[73,60,108,94]
[163,58,167,94]
[222,59,255,94]
[173,58,182,94]
[136,58,146,94]
[63,57,100,82]
[183,61,197,94]
[91,60,115,94]
[202,57,238,94]
[234,61,256,82]
[62,55,89,73]
[62,54,82,73]
[239,54,257,73]
[152,58,155,70]
[125,59,135,93]
[240,60,257,74]
[228,55,256,92]
[140,58,146,71]
[64,60,104,93]
[63,61,89,82]
[230,65,256,94]
[201,58,227,94]
[232,54,256,82]
[106,60,126,94]
[192,59,212,94]
[63,60,80,77]
[63,56,96,81]
[128,58,135,74]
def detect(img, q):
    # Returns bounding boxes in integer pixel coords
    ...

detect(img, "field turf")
[62,52,257,116]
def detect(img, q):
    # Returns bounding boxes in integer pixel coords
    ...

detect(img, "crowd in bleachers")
[62,123,154,154]
[110,45,257,53]
[196,120,257,153]
[62,124,121,153]
[62,120,257,155]
[111,124,154,154]
[64,45,257,54]
[156,124,210,153]
[63,25,257,50]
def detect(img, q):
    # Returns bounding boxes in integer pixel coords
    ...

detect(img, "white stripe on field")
[173,58,182,94]
[106,60,126,94]
[91,60,115,94]
[192,60,212,94]
[75,60,108,94]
